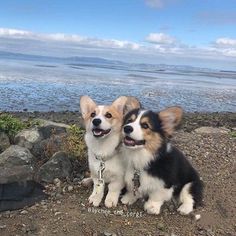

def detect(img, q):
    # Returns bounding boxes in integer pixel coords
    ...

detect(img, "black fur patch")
[123,108,140,125]
[146,146,203,206]
[142,110,165,137]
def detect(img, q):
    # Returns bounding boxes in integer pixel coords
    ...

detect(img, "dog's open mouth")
[124,136,145,147]
[92,128,111,137]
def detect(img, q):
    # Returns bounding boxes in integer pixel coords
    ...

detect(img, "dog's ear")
[80,96,97,119]
[158,106,183,137]
[124,96,141,115]
[112,96,128,113]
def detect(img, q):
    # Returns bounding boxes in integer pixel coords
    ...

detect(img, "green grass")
[63,124,87,160]
[0,114,26,138]
[230,131,236,138]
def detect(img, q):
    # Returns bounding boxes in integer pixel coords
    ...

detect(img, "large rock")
[0,165,34,184]
[0,145,35,184]
[0,132,10,153]
[194,126,230,134]
[37,119,69,139]
[0,145,35,167]
[37,151,72,183]
[0,181,48,212]
[14,128,43,151]
[32,133,68,159]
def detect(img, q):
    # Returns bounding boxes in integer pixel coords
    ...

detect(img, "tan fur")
[141,117,163,155]
[124,96,141,115]
[102,105,124,132]
[80,96,140,129]
[80,96,97,119]
[159,106,183,137]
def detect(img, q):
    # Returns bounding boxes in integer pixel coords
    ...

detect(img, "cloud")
[145,0,164,8]
[0,27,236,70]
[145,0,177,9]
[215,37,236,47]
[197,11,236,25]
[0,28,140,51]
[145,33,176,44]
[0,28,33,37]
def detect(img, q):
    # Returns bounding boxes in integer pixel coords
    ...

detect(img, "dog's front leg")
[105,180,124,208]
[88,178,105,207]
[121,170,140,205]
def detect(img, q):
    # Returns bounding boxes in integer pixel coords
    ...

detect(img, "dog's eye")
[105,112,112,118]
[90,112,96,118]
[141,123,149,129]
[127,119,133,123]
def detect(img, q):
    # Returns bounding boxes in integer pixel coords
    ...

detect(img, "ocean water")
[0,58,235,112]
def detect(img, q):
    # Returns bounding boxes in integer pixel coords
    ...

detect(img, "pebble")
[157,222,165,231]
[55,193,63,200]
[53,178,61,187]
[195,214,201,221]
[20,210,28,215]
[103,232,117,236]
[0,225,7,229]
[67,186,73,192]
[54,212,62,216]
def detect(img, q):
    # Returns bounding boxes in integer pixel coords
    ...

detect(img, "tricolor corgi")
[80,95,140,208]
[121,107,203,215]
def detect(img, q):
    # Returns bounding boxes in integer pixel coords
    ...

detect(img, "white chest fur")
[88,151,125,183]
[123,147,169,196]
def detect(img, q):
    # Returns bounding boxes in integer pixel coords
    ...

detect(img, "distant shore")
[3,111,236,132]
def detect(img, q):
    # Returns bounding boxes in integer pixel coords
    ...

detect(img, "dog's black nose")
[92,118,101,127]
[124,125,133,134]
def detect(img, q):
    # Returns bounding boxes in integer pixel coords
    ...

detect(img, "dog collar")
[93,141,122,162]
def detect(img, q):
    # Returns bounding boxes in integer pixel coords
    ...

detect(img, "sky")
[0,0,236,70]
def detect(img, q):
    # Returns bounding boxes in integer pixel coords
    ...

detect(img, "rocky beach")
[0,111,235,236]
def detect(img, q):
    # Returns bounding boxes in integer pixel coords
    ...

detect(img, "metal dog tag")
[95,161,105,194]
[98,161,105,180]
[132,170,140,196]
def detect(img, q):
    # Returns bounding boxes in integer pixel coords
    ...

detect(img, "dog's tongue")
[93,129,103,136]
[124,136,136,146]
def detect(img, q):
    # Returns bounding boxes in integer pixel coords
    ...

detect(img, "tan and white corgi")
[80,95,140,208]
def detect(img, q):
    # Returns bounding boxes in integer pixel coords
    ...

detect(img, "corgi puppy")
[121,107,203,215]
[80,95,140,208]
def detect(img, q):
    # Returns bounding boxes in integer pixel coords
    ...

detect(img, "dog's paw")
[177,203,193,215]
[81,177,93,187]
[144,201,162,215]
[105,194,118,208]
[121,193,138,205]
[88,194,101,207]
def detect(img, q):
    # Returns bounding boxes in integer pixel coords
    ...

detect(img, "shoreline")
[1,110,235,132]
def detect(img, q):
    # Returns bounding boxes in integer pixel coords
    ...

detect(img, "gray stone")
[0,145,35,184]
[194,126,230,134]
[37,151,72,183]
[14,128,43,151]
[37,119,69,139]
[0,145,35,167]
[0,132,10,153]
[32,133,68,159]
[0,165,34,184]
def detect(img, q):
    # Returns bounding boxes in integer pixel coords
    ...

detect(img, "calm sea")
[0,58,235,112]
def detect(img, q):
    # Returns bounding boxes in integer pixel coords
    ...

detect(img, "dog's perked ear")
[124,96,141,115]
[111,96,129,113]
[80,95,97,119]
[158,106,183,137]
